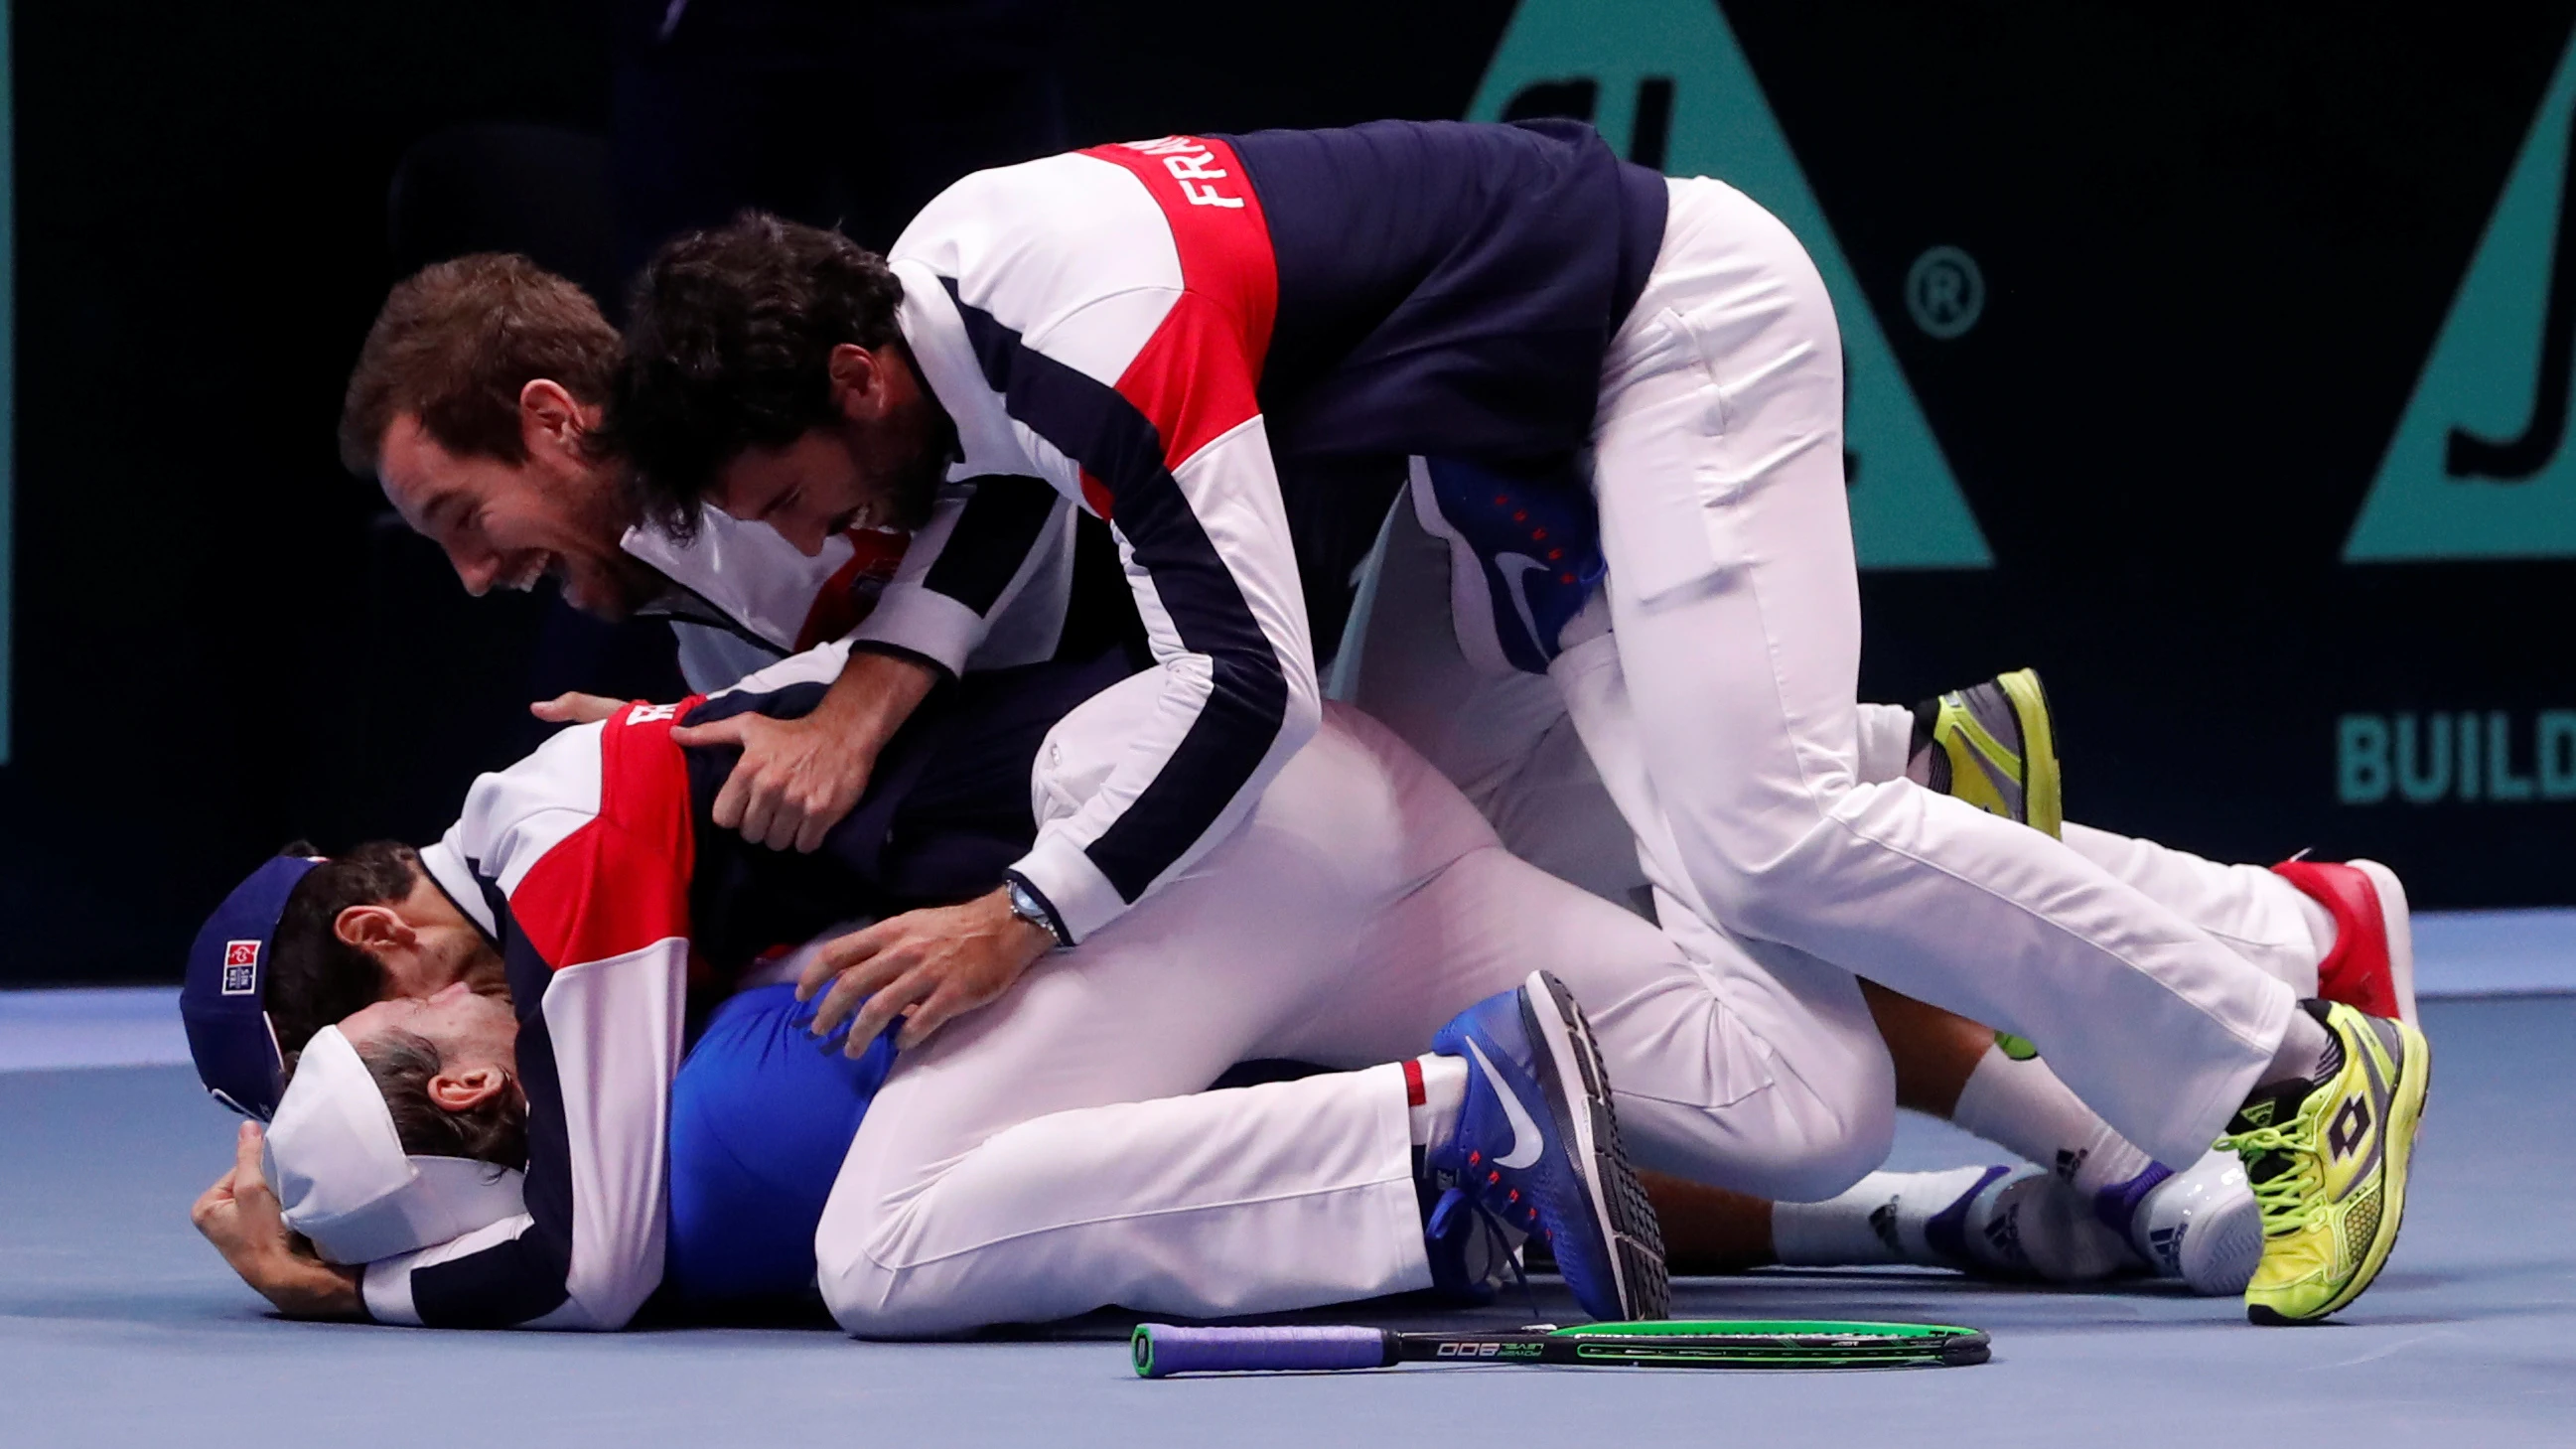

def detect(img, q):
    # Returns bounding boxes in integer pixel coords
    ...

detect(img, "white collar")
[420,837,499,942]
[892,258,1033,484]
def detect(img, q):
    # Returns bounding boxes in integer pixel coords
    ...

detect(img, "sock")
[1905,700,1949,792]
[2289,890,2340,964]
[2258,1003,2339,1088]
[1948,1041,2157,1202]
[1964,1170,2148,1282]
[1768,1166,2144,1281]
[1771,1168,1992,1267]
[1407,1055,1469,1153]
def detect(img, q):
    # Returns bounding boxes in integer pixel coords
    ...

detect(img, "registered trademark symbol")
[1906,245,1984,339]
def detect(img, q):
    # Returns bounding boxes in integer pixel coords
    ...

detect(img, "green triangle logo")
[2346,28,2576,561]
[1468,0,1991,569]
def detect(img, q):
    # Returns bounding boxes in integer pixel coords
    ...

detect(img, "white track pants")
[1342,179,2313,1168]
[1580,179,2298,1165]
[1342,462,2327,1004]
[814,680,1893,1338]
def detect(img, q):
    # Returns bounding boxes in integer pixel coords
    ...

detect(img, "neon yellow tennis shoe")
[1913,667,2063,838]
[2218,1000,2430,1325]
[1916,670,2060,1070]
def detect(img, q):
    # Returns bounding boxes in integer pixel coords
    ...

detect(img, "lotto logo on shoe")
[2328,1096,2374,1162]
[220,941,259,995]
[1118,136,1247,209]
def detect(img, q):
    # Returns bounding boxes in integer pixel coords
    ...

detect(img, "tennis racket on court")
[1132,1319,1989,1377]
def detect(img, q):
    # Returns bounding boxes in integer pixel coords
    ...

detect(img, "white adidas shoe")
[2129,1149,2264,1295]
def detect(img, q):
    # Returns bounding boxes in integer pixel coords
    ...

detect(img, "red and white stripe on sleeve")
[887,138,1321,943]
[361,700,703,1331]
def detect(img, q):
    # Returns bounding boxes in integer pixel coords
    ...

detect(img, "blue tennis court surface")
[2,991,2569,1447]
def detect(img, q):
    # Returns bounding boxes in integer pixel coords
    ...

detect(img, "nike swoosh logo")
[1464,1037,1546,1170]
[1493,553,1550,654]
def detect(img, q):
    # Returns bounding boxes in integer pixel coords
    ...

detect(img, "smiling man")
[336,254,1112,851]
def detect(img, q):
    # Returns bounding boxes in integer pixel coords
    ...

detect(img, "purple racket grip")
[1132,1324,1393,1377]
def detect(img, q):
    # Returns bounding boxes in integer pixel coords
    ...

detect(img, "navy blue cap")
[181,854,323,1120]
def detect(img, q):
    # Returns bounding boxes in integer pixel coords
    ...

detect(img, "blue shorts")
[663,983,896,1307]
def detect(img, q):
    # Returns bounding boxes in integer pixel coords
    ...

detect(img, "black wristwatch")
[1005,876,1070,949]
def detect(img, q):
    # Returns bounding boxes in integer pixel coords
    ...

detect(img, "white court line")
[3,908,2570,1073]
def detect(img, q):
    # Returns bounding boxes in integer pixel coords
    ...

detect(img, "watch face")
[1008,883,1057,942]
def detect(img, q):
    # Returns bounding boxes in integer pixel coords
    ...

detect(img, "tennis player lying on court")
[192,657,1699,1332]
[188,638,2393,1336]
[187,641,1148,1321]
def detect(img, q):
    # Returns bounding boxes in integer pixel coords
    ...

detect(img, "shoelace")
[2215,1124,2328,1238]
[1427,1184,1540,1320]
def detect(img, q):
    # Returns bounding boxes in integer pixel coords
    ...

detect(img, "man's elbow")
[1210,647,1320,757]
[558,1273,655,1332]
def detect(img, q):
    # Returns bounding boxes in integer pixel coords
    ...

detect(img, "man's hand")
[529,691,625,725]
[671,650,937,853]
[796,888,1055,1053]
[191,1121,364,1320]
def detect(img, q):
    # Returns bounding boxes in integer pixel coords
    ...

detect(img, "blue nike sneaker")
[1413,455,1605,675]
[1424,971,1668,1322]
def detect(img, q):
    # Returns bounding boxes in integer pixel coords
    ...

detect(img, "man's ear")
[427,1065,510,1114]
[333,905,415,960]
[518,378,596,457]
[826,343,884,422]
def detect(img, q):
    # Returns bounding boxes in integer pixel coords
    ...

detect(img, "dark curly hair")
[608,212,908,537]
[266,840,422,1060]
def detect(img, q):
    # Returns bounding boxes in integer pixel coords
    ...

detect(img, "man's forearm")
[238,1246,366,1320]
[828,647,938,750]
[680,641,945,851]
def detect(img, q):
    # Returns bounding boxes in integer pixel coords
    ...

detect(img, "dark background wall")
[4,1,2569,983]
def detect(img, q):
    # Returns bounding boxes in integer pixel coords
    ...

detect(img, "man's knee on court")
[810,1131,936,1336]
[818,1199,1065,1341]
[813,1123,1061,1339]
[1615,1029,1893,1203]
[814,1209,938,1338]
[1713,1071,1891,1204]
[1760,1076,1895,1203]
[1760,988,1899,1201]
